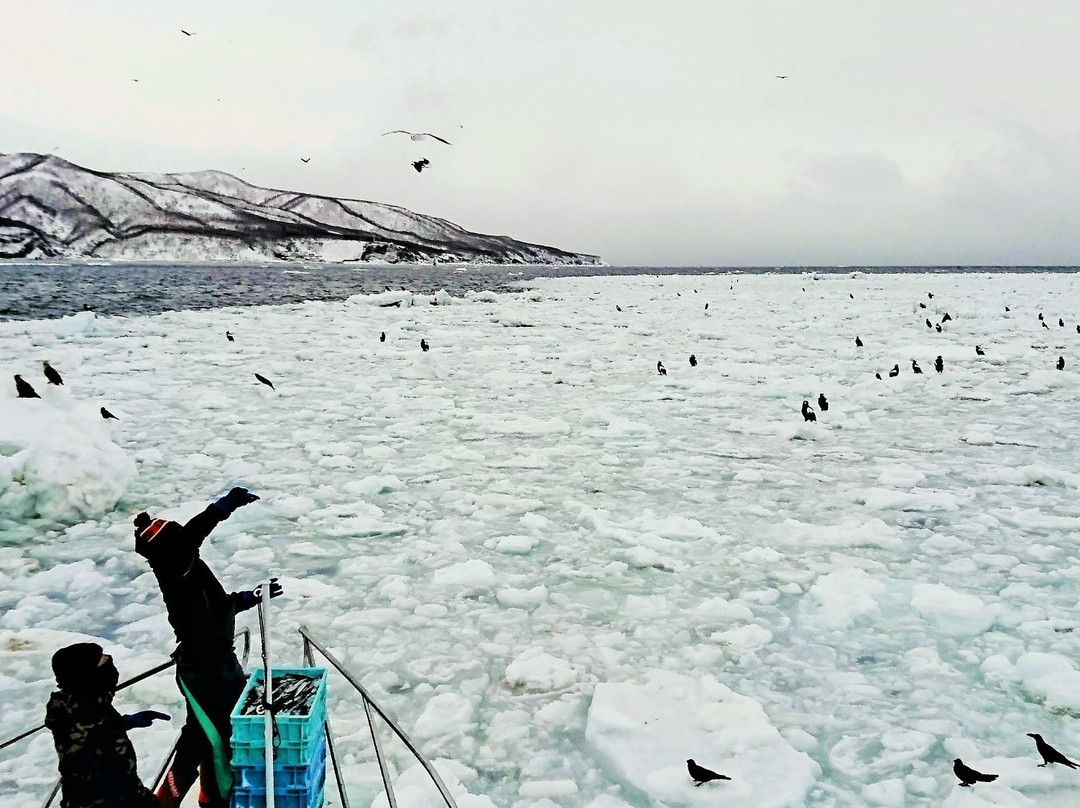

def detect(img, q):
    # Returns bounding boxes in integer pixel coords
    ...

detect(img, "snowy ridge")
[0,152,600,265]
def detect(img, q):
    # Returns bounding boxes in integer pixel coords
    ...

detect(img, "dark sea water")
[1,262,1078,321]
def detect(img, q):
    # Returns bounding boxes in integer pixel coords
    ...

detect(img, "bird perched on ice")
[953,759,997,787]
[420,338,430,352]
[1060,318,1065,327]
[975,345,985,356]
[1028,733,1079,768]
[412,158,430,173]
[875,372,882,380]
[941,312,952,323]
[254,373,275,389]
[817,393,828,412]
[889,364,900,377]
[100,407,119,420]
[14,375,40,398]
[657,361,667,376]
[911,360,923,374]
[928,292,934,299]
[226,331,234,342]
[936,324,942,333]
[689,354,697,367]
[855,336,863,347]
[801,400,816,422]
[383,130,452,145]
[380,331,386,343]
[925,318,933,328]
[687,759,730,786]
[1039,313,1044,321]
[935,356,943,373]
[1057,356,1066,370]
[43,361,63,385]
[1042,321,1050,330]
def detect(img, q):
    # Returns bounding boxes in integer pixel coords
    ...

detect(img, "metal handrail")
[303,639,351,808]
[298,625,459,808]
[32,628,252,808]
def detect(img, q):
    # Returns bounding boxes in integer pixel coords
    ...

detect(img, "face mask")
[94,657,120,695]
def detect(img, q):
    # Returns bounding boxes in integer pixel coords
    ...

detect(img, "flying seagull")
[300,157,310,163]
[255,373,275,389]
[412,158,430,173]
[775,75,788,79]
[180,29,195,36]
[383,130,452,145]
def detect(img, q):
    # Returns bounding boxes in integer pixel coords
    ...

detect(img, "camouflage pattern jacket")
[44,690,159,808]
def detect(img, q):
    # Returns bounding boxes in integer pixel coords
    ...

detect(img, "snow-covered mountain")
[0,153,599,264]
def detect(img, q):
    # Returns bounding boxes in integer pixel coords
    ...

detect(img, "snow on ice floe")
[586,671,820,807]
[0,393,134,523]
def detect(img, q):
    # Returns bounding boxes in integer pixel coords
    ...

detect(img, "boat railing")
[298,625,459,808]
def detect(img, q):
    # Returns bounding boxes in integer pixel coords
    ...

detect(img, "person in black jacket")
[134,488,282,808]
[45,642,169,808]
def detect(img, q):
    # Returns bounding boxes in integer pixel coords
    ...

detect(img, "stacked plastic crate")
[230,667,329,808]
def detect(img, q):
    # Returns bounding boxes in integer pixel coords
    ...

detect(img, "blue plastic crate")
[231,667,328,767]
[234,735,326,790]
[231,782,324,808]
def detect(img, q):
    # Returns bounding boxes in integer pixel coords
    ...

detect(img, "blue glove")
[212,487,259,515]
[237,578,283,610]
[121,710,170,729]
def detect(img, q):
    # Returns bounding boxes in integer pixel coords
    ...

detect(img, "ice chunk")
[505,648,578,692]
[911,584,995,636]
[585,671,819,808]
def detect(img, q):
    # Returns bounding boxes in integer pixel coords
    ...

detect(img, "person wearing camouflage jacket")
[44,642,168,808]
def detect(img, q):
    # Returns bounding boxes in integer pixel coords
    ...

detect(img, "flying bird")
[255,373,275,389]
[420,339,430,352]
[412,158,430,173]
[42,361,63,385]
[689,354,697,367]
[300,157,311,163]
[687,759,730,786]
[180,29,195,36]
[383,130,452,145]
[953,759,997,787]
[226,331,234,342]
[1027,733,1079,768]
[14,375,40,398]
[100,407,119,420]
[657,361,667,376]
[775,75,788,79]
[801,400,816,422]
[817,393,828,412]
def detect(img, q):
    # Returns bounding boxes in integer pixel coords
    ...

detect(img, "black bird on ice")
[935,355,944,373]
[975,345,985,356]
[889,364,900,377]
[226,331,234,342]
[855,336,863,347]
[801,400,816,422]
[420,338,430,352]
[412,158,430,173]
[1028,733,1079,768]
[100,407,119,420]
[912,359,923,374]
[1057,356,1066,370]
[383,130,452,145]
[43,361,63,385]
[953,759,997,787]
[689,354,697,367]
[255,373,275,389]
[925,318,933,328]
[14,375,40,398]
[1060,318,1065,327]
[380,331,386,343]
[657,361,667,376]
[687,759,730,786]
[817,393,828,412]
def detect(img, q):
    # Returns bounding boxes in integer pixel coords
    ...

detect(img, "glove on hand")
[212,487,259,515]
[121,710,170,729]
[238,577,283,609]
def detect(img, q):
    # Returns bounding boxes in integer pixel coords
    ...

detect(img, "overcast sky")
[2,1,1079,265]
